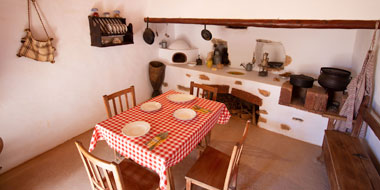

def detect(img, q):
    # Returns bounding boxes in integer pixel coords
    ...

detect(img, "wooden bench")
[322,98,380,190]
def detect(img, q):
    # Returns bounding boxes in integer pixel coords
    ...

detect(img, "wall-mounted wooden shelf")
[89,16,133,47]
[144,17,379,29]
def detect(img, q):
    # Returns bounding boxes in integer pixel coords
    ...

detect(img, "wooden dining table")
[89,90,231,190]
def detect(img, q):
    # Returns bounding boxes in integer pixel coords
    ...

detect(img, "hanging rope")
[27,0,50,39]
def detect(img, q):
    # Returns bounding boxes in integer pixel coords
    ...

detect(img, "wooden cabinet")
[88,16,133,47]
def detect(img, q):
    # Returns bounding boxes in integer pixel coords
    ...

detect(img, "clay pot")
[149,61,166,97]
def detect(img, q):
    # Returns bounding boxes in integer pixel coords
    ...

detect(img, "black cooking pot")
[290,74,314,88]
[318,67,351,91]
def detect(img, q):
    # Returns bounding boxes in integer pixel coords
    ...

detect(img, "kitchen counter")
[162,62,328,146]
[167,64,288,87]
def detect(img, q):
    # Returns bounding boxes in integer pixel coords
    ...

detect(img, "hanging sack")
[17,0,55,63]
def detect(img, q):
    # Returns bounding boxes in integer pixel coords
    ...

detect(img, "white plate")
[167,94,196,103]
[122,121,150,137]
[173,108,197,121]
[140,102,162,112]
[187,62,196,67]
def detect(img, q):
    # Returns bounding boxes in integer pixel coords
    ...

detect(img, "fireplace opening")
[207,85,262,125]
[172,52,187,63]
[291,86,307,105]
[326,91,346,113]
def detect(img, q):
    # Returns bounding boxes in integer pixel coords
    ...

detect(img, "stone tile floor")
[0,116,328,190]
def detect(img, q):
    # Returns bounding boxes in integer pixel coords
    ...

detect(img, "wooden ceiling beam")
[144,17,379,29]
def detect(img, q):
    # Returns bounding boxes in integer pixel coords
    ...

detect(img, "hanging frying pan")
[201,25,212,41]
[143,18,155,45]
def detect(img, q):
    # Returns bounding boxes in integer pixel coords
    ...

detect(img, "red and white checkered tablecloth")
[89,90,230,190]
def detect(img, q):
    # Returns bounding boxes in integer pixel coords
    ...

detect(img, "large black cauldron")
[318,67,351,91]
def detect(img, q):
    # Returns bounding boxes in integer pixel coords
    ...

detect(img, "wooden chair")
[0,137,3,171]
[185,120,251,190]
[103,86,137,161]
[103,86,137,119]
[75,141,159,190]
[190,81,218,101]
[190,81,218,148]
[0,137,3,154]
[231,88,262,125]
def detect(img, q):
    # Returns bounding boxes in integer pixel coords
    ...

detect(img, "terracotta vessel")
[149,61,166,97]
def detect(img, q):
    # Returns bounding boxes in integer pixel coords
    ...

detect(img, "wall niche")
[254,39,288,72]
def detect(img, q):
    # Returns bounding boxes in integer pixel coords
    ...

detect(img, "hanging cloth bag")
[17,0,55,63]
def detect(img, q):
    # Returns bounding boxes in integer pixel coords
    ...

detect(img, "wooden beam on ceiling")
[144,17,379,29]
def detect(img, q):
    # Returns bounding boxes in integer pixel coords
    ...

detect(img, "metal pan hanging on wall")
[143,18,155,45]
[201,25,212,41]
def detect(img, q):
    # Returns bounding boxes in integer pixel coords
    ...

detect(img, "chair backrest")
[190,81,218,101]
[352,96,380,140]
[0,137,3,154]
[103,86,136,119]
[223,120,251,190]
[0,137,3,170]
[75,141,124,190]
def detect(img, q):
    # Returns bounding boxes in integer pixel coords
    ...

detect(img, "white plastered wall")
[146,0,380,20]
[173,24,357,76]
[0,0,156,173]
